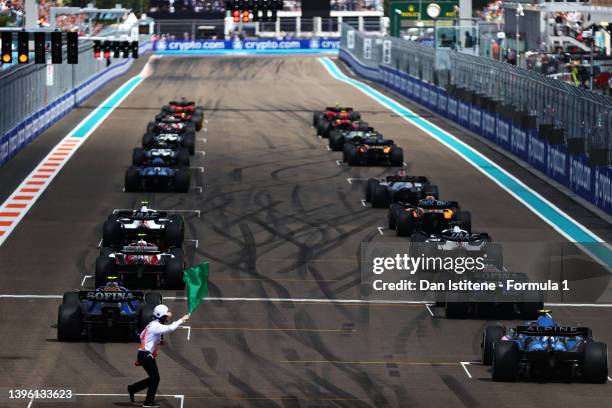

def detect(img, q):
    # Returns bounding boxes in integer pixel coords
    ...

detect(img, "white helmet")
[153,304,169,319]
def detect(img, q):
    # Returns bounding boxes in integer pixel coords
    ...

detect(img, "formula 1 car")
[57,281,162,341]
[482,311,608,383]
[328,123,373,151]
[95,240,185,288]
[143,132,195,155]
[132,147,190,167]
[343,135,404,167]
[102,203,185,250]
[313,106,361,136]
[124,165,190,193]
[156,109,203,131]
[410,226,503,270]
[439,266,543,319]
[390,198,471,236]
[366,171,438,208]
[161,100,204,116]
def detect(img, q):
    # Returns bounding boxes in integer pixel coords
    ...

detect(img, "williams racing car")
[132,147,190,167]
[389,198,471,236]
[102,203,185,250]
[95,240,185,288]
[124,164,190,193]
[343,135,404,167]
[57,282,162,341]
[366,170,438,208]
[143,131,196,155]
[482,311,608,383]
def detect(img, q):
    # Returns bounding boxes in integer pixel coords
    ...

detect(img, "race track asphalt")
[0,55,610,408]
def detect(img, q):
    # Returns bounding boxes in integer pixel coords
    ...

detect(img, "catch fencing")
[340,24,612,215]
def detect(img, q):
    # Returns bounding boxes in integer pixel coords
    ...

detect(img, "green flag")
[183,262,209,314]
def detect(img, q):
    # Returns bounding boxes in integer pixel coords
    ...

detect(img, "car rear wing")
[419,200,460,209]
[119,245,162,254]
[387,175,429,183]
[515,326,591,337]
[113,210,167,220]
[77,290,145,302]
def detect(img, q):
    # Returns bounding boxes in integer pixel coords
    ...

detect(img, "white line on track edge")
[460,362,473,379]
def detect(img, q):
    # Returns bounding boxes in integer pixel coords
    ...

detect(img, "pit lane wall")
[0,41,152,168]
[339,48,612,216]
[153,38,340,54]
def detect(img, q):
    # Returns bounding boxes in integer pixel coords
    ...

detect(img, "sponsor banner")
[481,112,495,140]
[496,118,511,151]
[546,143,569,186]
[569,154,593,204]
[469,105,482,133]
[510,126,528,161]
[447,97,458,120]
[457,102,469,126]
[154,38,341,53]
[527,132,547,172]
[594,166,612,214]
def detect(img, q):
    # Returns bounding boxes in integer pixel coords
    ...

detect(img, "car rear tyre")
[347,145,360,166]
[396,211,415,237]
[371,184,390,208]
[57,304,82,342]
[165,258,185,289]
[177,148,190,166]
[492,341,520,381]
[124,166,140,192]
[365,178,379,203]
[132,148,146,165]
[173,167,190,193]
[102,219,122,248]
[389,147,404,167]
[95,256,115,287]
[482,325,506,365]
[62,291,80,305]
[388,204,403,230]
[182,133,196,155]
[165,215,184,247]
[583,342,608,383]
[142,133,155,148]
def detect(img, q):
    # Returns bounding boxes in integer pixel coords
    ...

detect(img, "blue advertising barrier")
[339,48,612,215]
[153,38,340,55]
[0,42,152,167]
